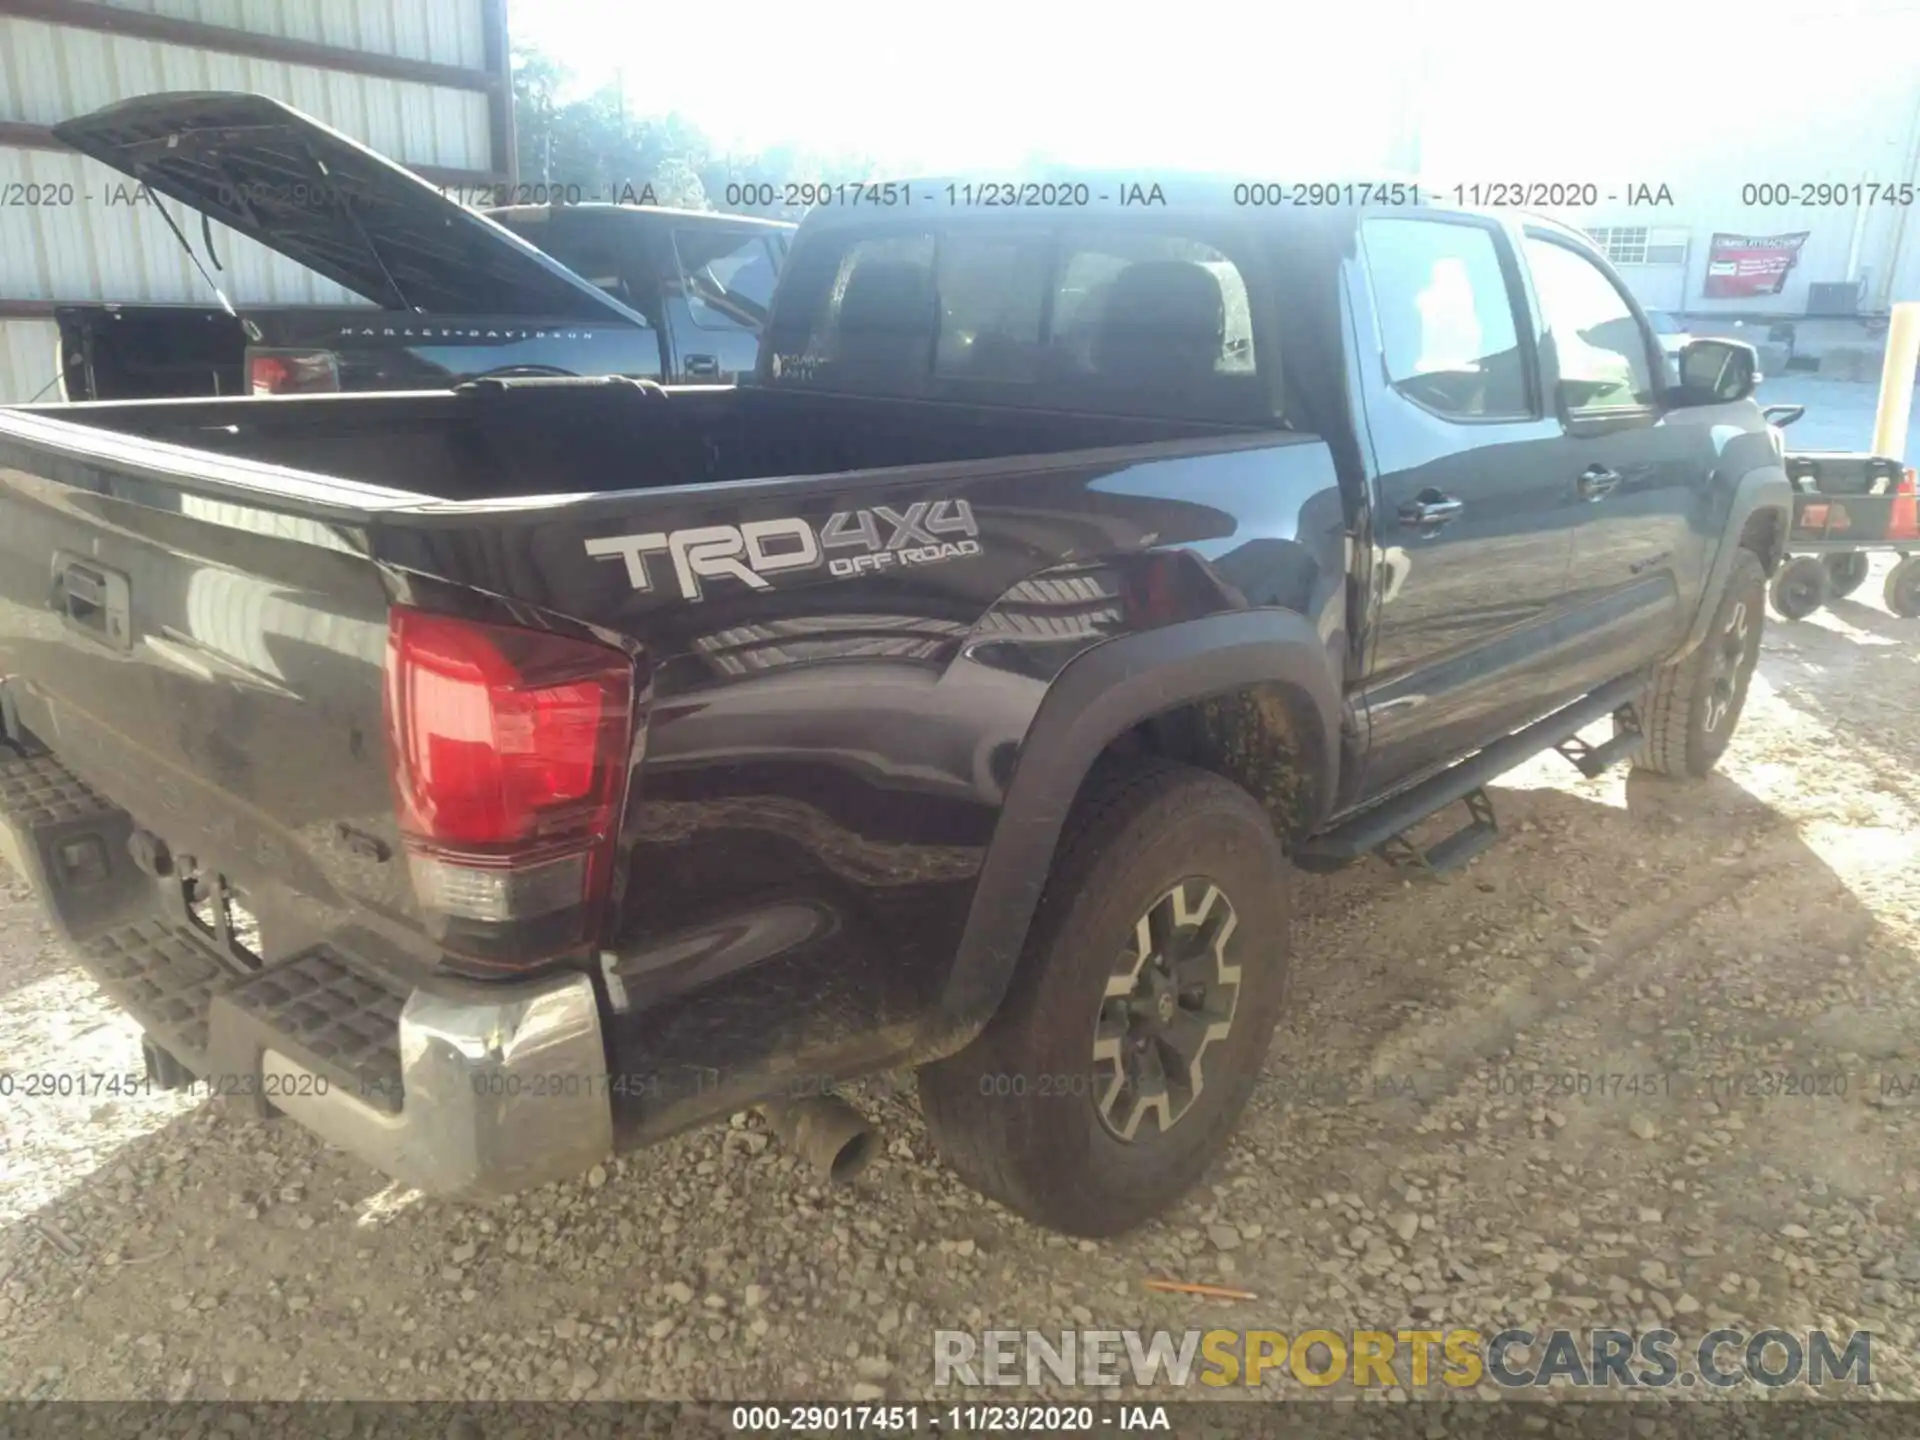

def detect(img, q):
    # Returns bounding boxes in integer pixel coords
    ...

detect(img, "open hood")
[53,91,649,323]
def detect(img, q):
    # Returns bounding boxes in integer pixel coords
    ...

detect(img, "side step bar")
[1297,672,1647,873]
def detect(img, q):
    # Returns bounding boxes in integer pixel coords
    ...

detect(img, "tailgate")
[0,407,421,969]
[0,406,632,1187]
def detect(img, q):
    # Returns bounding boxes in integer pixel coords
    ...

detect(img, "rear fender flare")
[922,609,1341,1060]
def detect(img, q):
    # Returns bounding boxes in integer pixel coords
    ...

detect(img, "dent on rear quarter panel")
[568,435,1347,1140]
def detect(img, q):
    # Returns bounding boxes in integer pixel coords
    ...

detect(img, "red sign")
[1703,232,1810,299]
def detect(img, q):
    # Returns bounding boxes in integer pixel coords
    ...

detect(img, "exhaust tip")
[828,1125,879,1184]
[758,1094,879,1186]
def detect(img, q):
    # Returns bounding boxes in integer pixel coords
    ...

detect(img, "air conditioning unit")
[1806,282,1861,316]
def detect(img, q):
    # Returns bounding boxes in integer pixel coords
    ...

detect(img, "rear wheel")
[1769,555,1830,620]
[1887,556,1920,619]
[1633,548,1766,779]
[916,760,1290,1237]
[1823,552,1870,598]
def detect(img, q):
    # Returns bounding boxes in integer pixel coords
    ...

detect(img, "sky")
[510,0,1920,178]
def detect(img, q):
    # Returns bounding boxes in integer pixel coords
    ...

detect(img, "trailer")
[1764,405,1920,620]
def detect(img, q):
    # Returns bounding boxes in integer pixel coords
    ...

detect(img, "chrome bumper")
[255,968,614,1201]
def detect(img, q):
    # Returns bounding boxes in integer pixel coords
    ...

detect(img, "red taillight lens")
[384,608,633,960]
[249,356,289,394]
[248,348,340,395]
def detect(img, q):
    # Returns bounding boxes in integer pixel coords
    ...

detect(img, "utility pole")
[1384,35,1426,178]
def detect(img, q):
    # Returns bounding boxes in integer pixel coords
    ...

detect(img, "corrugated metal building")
[0,0,513,401]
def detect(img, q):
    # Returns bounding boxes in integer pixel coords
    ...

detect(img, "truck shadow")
[1817,596,1916,644]
[1262,757,1914,1252]
[1754,608,1920,811]
[1279,763,1900,1098]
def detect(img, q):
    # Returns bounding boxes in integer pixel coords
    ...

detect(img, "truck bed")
[0,381,1342,1157]
[21,382,1244,501]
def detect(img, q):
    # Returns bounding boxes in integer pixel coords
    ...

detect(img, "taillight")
[384,608,634,970]
[1890,469,1918,542]
[248,348,340,395]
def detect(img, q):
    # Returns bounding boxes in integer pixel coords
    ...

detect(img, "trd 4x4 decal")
[586,500,980,600]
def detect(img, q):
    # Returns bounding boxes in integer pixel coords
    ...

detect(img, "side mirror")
[1668,339,1759,407]
[1763,402,1806,429]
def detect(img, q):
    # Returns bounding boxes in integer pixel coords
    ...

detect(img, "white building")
[1560,75,1920,321]
[1404,1,1920,323]
[0,0,514,403]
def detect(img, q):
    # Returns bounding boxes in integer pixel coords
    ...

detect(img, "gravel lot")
[1,564,1915,1412]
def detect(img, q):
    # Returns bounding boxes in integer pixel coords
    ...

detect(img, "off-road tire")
[1823,552,1870,598]
[1633,548,1766,779]
[1769,554,1829,620]
[916,759,1290,1237]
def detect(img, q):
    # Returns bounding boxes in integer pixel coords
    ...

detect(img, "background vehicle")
[1646,309,1692,380]
[47,93,793,399]
[0,180,1790,1237]
[1646,309,1692,356]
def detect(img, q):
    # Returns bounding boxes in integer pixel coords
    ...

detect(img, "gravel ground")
[1,565,1916,1414]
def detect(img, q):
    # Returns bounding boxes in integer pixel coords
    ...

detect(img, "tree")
[510,42,867,215]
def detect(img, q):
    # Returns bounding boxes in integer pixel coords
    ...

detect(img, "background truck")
[0,178,1790,1236]
[45,93,793,400]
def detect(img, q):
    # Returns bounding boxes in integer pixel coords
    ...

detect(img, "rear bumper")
[245,967,613,1201]
[0,747,613,1201]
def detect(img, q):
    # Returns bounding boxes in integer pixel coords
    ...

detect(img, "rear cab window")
[762,216,1277,425]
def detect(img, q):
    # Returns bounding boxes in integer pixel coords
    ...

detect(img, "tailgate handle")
[53,553,132,652]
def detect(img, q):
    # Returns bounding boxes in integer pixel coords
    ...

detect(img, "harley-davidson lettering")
[336,325,597,340]
[586,500,980,600]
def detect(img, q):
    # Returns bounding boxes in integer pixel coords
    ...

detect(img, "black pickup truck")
[46,93,792,400]
[0,179,1790,1236]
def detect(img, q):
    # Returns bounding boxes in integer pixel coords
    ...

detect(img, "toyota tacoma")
[0,179,1789,1235]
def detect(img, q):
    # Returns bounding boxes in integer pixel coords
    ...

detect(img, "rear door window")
[1360,216,1533,420]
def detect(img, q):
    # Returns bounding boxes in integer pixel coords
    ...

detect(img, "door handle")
[1578,465,1622,500]
[683,354,721,378]
[1398,493,1464,530]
